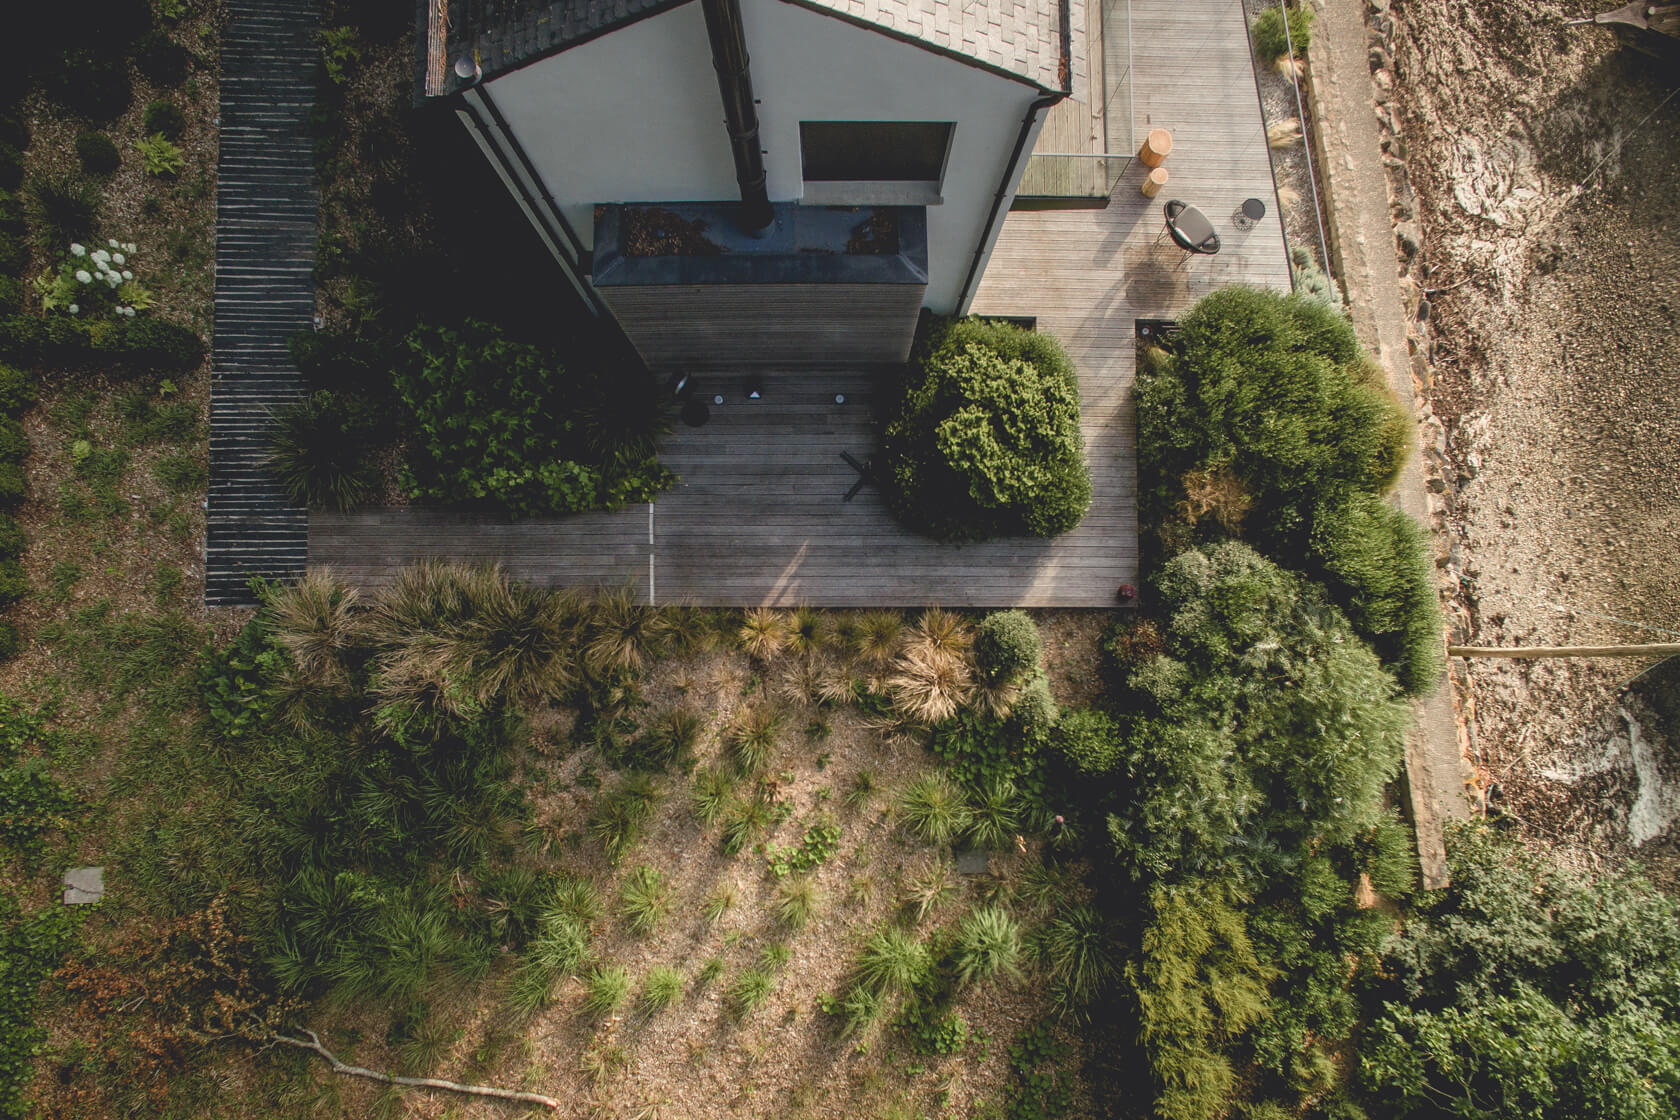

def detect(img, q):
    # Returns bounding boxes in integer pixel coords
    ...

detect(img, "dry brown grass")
[737,607,790,663]
[886,645,974,726]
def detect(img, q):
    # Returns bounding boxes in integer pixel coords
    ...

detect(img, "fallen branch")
[1448,642,1680,659]
[271,1028,559,1111]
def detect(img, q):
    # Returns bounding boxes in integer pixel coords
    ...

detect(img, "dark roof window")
[800,121,953,183]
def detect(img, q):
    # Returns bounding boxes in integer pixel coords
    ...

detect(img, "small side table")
[1232,197,1267,230]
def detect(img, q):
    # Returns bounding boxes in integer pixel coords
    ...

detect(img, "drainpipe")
[701,0,775,235]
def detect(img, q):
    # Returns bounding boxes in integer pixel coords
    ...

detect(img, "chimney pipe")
[701,0,774,235]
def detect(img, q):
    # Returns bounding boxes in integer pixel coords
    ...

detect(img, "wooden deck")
[309,0,1289,606]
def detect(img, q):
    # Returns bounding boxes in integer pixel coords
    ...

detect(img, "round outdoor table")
[1232,197,1266,230]
[1164,200,1220,255]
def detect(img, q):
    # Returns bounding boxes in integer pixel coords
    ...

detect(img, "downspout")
[701,0,775,234]
[955,0,1074,313]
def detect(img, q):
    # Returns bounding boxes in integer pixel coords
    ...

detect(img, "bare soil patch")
[1384,0,1680,876]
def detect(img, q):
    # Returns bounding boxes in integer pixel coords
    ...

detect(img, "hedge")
[0,367,32,417]
[881,317,1091,542]
[0,314,203,372]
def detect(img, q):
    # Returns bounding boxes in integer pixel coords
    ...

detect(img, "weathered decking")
[310,0,1288,606]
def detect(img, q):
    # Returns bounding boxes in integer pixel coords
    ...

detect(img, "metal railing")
[1018,0,1133,202]
[1017,152,1129,200]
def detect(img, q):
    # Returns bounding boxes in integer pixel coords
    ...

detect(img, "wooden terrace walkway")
[310,0,1289,606]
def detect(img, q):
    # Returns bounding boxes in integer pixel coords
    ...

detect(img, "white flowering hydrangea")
[37,237,155,318]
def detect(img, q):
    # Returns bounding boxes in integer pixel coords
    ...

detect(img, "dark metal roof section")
[420,0,694,99]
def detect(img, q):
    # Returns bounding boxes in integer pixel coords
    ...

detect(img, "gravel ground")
[1383,0,1680,879]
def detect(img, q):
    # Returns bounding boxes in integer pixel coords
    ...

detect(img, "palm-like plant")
[897,772,971,847]
[737,607,789,662]
[852,925,932,996]
[719,795,772,855]
[951,905,1024,987]
[787,605,826,657]
[265,568,359,687]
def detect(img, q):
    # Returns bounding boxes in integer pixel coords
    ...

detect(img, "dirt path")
[1378,0,1680,876]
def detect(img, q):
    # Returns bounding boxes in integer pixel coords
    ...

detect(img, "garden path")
[309,0,1290,606]
[204,0,317,605]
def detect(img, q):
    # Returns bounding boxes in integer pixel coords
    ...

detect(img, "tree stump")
[1140,166,1170,198]
[1138,128,1173,168]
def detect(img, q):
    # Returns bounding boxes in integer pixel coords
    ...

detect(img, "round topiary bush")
[1008,675,1059,742]
[75,130,121,176]
[975,609,1043,685]
[882,318,1092,542]
[0,512,25,559]
[0,557,26,603]
[143,99,186,141]
[1054,708,1122,775]
[134,30,192,86]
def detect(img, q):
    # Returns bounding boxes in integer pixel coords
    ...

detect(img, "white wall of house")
[482,0,1042,312]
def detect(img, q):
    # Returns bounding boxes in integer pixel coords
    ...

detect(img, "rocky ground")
[1378,0,1680,879]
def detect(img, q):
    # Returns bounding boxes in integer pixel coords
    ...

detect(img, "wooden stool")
[1140,166,1169,198]
[1138,128,1173,168]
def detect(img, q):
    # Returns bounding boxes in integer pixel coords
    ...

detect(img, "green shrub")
[975,609,1043,684]
[1009,674,1059,741]
[881,317,1091,541]
[134,29,192,86]
[74,131,121,176]
[1253,4,1313,63]
[0,559,26,603]
[1308,493,1442,694]
[1054,708,1122,775]
[0,515,24,559]
[142,100,187,141]
[1040,902,1118,1020]
[0,897,83,1120]
[44,50,133,121]
[1290,245,1337,306]
[0,418,24,461]
[0,278,20,316]
[105,316,204,370]
[0,145,20,193]
[395,320,672,518]
[266,391,380,511]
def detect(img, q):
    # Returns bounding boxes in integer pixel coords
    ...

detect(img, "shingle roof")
[420,0,1076,100]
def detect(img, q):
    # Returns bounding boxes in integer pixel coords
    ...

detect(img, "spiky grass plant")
[640,966,684,1013]
[775,877,820,930]
[267,392,379,512]
[725,705,782,774]
[578,1041,626,1085]
[619,864,671,935]
[776,658,821,706]
[583,965,630,1016]
[546,872,602,926]
[760,942,792,971]
[695,957,725,989]
[847,874,879,910]
[844,768,877,811]
[265,569,359,687]
[852,926,932,997]
[462,579,581,706]
[973,675,1022,720]
[886,645,973,725]
[897,772,971,847]
[850,609,905,665]
[720,795,772,855]
[1038,902,1117,1021]
[911,607,972,657]
[900,856,957,924]
[787,605,826,657]
[589,775,662,863]
[836,981,885,1037]
[691,767,736,828]
[816,662,858,707]
[702,886,735,924]
[586,586,669,677]
[642,706,704,768]
[951,905,1024,987]
[964,779,1021,851]
[737,607,790,662]
[506,958,562,1016]
[395,1013,455,1074]
[727,968,776,1018]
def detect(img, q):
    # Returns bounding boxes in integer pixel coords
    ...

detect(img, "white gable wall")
[482,0,1042,312]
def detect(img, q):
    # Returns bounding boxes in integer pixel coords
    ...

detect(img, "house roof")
[419,0,1076,100]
